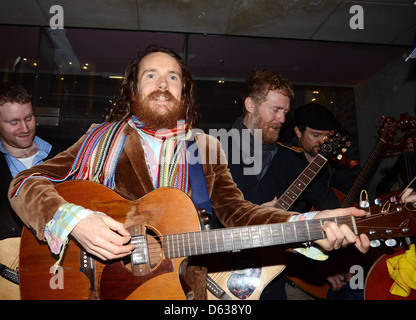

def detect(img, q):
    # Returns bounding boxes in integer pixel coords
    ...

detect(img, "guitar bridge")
[128,225,151,277]
[0,263,19,285]
[131,235,148,265]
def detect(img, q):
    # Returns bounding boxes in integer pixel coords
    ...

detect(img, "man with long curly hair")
[9,45,369,300]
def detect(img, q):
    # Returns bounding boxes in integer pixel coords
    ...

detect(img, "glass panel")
[0,25,359,165]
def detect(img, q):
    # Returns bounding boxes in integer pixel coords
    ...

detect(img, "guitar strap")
[188,140,212,217]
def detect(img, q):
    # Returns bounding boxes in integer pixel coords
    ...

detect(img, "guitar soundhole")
[123,227,163,272]
[100,226,172,300]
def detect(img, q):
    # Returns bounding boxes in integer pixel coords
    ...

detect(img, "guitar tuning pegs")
[389,195,399,204]
[374,198,386,207]
[359,200,370,208]
[373,197,385,206]
[385,238,398,247]
[370,240,381,248]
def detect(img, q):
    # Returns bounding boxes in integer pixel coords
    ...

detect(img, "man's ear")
[294,126,302,139]
[244,97,255,114]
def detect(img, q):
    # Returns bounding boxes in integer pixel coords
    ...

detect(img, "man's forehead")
[263,90,290,107]
[139,52,182,74]
[0,101,32,110]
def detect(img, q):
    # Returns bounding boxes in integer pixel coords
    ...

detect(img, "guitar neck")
[275,154,327,210]
[163,216,355,259]
[341,140,385,207]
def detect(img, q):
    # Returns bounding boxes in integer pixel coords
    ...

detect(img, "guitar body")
[17,180,416,300]
[20,228,94,299]
[19,180,201,300]
[364,247,416,300]
[206,248,287,300]
[0,237,20,300]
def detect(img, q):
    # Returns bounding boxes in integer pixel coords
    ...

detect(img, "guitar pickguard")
[224,251,262,299]
[227,267,262,299]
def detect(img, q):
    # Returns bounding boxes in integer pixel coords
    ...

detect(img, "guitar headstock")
[377,115,397,148]
[355,203,416,240]
[320,129,351,159]
[397,112,416,132]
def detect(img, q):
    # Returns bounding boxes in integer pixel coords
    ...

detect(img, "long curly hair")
[104,45,200,128]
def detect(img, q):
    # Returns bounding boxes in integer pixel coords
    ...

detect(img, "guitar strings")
[133,206,412,264]
[140,217,356,258]
[10,255,19,271]
[141,205,412,256]
[276,159,326,209]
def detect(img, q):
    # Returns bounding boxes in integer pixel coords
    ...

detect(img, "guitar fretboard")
[341,140,385,208]
[342,116,396,207]
[275,154,327,211]
[163,216,355,259]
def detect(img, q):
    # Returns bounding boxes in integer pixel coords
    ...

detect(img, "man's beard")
[252,108,282,145]
[132,90,186,129]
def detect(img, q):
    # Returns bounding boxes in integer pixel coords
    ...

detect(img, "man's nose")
[276,113,286,124]
[158,78,168,90]
[19,121,29,132]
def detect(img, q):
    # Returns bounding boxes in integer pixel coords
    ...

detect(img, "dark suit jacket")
[0,154,23,239]
[227,142,340,212]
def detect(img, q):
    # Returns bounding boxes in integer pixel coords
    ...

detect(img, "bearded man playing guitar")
[8,45,369,300]
[225,70,345,300]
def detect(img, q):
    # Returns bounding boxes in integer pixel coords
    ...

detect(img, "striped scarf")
[71,121,127,188]
[11,121,127,196]
[128,115,192,193]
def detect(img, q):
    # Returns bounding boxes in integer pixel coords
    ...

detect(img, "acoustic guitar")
[18,180,416,300]
[0,237,20,300]
[364,245,416,300]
